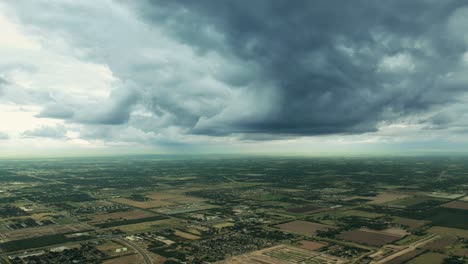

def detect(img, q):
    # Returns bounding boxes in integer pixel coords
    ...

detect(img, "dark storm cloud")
[133,0,468,136]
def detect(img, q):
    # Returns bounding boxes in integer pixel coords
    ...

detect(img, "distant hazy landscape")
[0,156,466,263]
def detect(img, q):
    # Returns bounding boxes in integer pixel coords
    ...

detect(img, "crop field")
[174,230,200,240]
[275,220,336,236]
[336,209,384,219]
[103,254,144,264]
[96,240,134,257]
[383,249,424,264]
[377,227,408,237]
[90,210,155,223]
[336,229,401,246]
[0,223,92,242]
[286,205,325,214]
[116,219,180,233]
[0,232,92,252]
[386,196,435,208]
[153,202,218,215]
[112,197,175,209]
[394,217,430,230]
[406,252,446,264]
[440,200,468,210]
[428,226,468,239]
[426,208,468,229]
[422,237,457,250]
[426,192,465,199]
[453,248,468,257]
[112,192,205,209]
[93,215,168,228]
[367,192,411,204]
[298,240,327,251]
[393,234,423,245]
[213,222,235,229]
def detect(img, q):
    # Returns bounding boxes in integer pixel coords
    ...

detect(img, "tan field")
[367,192,411,204]
[116,219,180,233]
[440,200,468,210]
[112,192,204,209]
[112,197,175,209]
[103,254,143,264]
[96,240,135,257]
[174,230,200,240]
[213,222,235,229]
[276,220,336,236]
[91,210,155,223]
[395,217,430,230]
[337,229,401,246]
[298,240,327,251]
[428,226,468,239]
[377,227,408,237]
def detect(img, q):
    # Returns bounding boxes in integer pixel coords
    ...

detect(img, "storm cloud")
[131,0,468,136]
[1,0,468,150]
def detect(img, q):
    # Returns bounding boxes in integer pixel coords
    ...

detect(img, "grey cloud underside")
[22,125,67,138]
[135,0,468,135]
[6,0,468,142]
[0,131,9,140]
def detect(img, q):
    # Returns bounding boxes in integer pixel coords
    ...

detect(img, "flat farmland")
[286,205,325,214]
[422,237,457,250]
[428,226,468,239]
[387,196,433,208]
[174,230,200,240]
[276,220,336,236]
[395,217,430,230]
[440,200,468,210]
[336,229,401,246]
[103,254,144,264]
[298,240,327,251]
[426,208,468,229]
[153,202,217,215]
[90,210,155,223]
[116,219,180,233]
[0,223,92,242]
[337,209,384,219]
[112,198,175,209]
[96,240,135,257]
[406,252,446,264]
[367,192,411,205]
[113,192,204,209]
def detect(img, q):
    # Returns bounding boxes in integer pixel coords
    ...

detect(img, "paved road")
[114,238,153,264]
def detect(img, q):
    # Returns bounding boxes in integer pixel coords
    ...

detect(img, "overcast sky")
[1,0,468,156]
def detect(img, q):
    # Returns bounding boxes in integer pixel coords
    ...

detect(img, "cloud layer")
[1,1,468,153]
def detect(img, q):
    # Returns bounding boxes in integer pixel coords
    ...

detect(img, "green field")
[427,208,468,229]
[337,209,384,219]
[0,233,91,252]
[94,215,168,228]
[387,196,433,208]
[407,252,446,264]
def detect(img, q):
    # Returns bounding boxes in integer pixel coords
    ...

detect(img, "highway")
[114,238,154,264]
